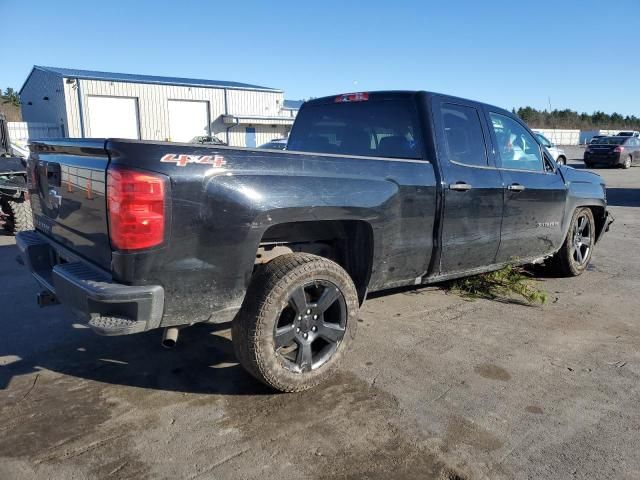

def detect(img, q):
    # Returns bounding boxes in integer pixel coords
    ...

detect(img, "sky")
[1,0,639,116]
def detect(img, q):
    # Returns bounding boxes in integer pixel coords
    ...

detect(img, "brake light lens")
[107,168,166,250]
[335,92,369,103]
[614,146,625,153]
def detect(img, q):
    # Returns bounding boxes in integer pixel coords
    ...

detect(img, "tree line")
[513,106,640,131]
[3,84,640,131]
[1,88,20,107]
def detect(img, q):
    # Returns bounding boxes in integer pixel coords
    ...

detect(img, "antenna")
[548,97,558,144]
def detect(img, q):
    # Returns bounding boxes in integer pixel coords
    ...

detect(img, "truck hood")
[559,165,607,201]
[559,164,603,185]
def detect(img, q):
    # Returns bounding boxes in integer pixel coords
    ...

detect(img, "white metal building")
[19,66,299,147]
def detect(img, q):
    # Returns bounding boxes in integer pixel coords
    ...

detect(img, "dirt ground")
[1,151,639,480]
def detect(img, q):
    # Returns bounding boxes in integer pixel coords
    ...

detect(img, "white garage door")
[86,96,139,139]
[168,100,209,142]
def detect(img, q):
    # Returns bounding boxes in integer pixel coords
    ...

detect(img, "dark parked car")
[589,135,607,144]
[188,135,226,146]
[584,136,640,169]
[258,138,288,150]
[17,90,612,392]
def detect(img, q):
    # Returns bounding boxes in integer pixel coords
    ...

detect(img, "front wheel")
[232,253,359,392]
[557,156,566,166]
[546,208,595,277]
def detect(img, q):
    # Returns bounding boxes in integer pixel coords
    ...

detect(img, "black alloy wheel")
[571,211,592,267]
[232,253,358,392]
[274,280,347,373]
[547,207,595,277]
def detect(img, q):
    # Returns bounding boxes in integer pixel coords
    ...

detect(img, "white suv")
[535,133,567,165]
[616,131,640,138]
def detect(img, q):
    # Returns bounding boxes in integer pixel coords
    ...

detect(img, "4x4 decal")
[161,154,226,168]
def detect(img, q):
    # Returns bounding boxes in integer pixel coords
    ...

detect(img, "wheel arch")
[585,205,607,243]
[257,219,375,304]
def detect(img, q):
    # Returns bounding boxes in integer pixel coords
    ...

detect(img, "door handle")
[508,183,526,192]
[449,182,472,191]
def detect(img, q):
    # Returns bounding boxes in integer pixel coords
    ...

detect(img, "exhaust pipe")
[37,290,59,307]
[162,327,180,349]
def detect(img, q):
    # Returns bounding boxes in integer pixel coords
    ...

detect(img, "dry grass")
[447,265,548,305]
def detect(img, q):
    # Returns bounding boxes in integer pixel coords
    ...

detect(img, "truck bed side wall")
[107,141,438,326]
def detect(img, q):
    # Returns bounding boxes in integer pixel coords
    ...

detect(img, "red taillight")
[614,146,625,153]
[107,168,166,250]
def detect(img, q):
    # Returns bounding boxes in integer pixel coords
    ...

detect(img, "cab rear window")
[288,99,422,159]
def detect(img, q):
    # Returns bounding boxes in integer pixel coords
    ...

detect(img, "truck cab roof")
[304,90,513,116]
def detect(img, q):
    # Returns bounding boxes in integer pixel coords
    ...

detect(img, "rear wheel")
[584,161,594,169]
[232,253,359,392]
[557,156,566,166]
[1,197,33,234]
[547,208,595,277]
[623,155,632,169]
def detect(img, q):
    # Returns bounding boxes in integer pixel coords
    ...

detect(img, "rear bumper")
[584,152,621,165]
[16,230,164,335]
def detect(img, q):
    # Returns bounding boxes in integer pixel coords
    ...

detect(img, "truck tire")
[232,253,359,392]
[546,207,595,277]
[557,156,566,166]
[2,197,33,234]
[622,155,632,169]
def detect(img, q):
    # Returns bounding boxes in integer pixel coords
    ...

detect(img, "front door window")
[490,113,543,172]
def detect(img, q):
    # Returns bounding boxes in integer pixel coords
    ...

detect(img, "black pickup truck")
[17,91,612,392]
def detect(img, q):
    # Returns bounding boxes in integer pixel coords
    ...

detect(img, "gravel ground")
[1,157,639,480]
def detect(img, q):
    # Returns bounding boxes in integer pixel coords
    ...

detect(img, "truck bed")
[27,137,438,328]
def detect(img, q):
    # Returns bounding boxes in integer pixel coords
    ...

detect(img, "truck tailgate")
[28,140,112,270]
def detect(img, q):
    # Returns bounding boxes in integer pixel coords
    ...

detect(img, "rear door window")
[439,103,489,167]
[489,113,543,171]
[288,99,422,159]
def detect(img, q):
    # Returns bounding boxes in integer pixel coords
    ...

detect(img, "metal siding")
[226,125,289,147]
[75,80,222,141]
[226,89,283,117]
[63,78,82,137]
[19,69,67,134]
[532,129,581,146]
[7,122,62,142]
[28,76,291,145]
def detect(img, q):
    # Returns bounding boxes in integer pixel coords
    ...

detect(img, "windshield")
[259,141,286,149]
[288,99,422,159]
[536,133,551,147]
[189,135,224,145]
